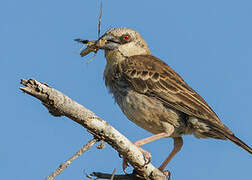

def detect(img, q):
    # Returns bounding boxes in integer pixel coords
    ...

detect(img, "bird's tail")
[223,132,252,154]
[210,124,252,154]
[197,119,252,154]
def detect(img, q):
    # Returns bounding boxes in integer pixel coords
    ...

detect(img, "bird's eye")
[121,34,131,42]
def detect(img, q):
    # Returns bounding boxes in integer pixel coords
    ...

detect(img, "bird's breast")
[112,87,186,136]
[104,62,188,136]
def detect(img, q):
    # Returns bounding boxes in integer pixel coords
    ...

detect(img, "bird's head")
[96,28,150,60]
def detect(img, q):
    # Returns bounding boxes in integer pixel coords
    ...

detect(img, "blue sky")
[1,0,252,179]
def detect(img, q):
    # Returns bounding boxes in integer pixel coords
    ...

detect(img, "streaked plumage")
[81,27,252,172]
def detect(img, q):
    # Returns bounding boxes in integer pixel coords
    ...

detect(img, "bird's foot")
[122,146,152,174]
[160,169,171,180]
[138,146,152,165]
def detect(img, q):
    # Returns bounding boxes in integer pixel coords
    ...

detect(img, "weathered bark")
[20,78,167,180]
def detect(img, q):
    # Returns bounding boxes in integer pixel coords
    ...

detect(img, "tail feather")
[207,123,252,154]
[224,133,252,155]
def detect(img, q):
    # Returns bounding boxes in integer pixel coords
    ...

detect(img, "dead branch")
[20,78,167,180]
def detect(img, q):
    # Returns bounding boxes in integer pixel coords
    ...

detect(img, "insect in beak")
[74,39,99,57]
[74,1,103,64]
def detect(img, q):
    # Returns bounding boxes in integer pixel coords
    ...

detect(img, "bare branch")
[46,138,98,180]
[20,78,167,180]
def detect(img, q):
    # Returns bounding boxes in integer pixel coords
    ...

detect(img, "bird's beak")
[96,34,121,50]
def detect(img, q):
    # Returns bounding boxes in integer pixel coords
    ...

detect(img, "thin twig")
[98,0,103,39]
[85,0,103,66]
[46,138,98,180]
[110,168,117,180]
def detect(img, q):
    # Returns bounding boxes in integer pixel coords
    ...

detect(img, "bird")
[87,27,252,172]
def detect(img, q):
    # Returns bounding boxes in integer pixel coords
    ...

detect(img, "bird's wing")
[118,55,222,124]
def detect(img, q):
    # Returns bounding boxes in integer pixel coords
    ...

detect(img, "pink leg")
[134,132,174,146]
[159,137,183,171]
[123,127,175,173]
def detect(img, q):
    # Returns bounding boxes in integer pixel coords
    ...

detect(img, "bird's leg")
[159,137,183,171]
[134,132,173,146]
[122,128,175,173]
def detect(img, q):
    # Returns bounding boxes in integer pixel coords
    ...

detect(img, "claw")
[136,146,151,165]
[122,156,128,174]
[121,146,152,174]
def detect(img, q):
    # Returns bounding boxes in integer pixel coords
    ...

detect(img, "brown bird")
[82,28,252,172]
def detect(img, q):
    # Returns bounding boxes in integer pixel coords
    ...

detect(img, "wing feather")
[119,55,222,124]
